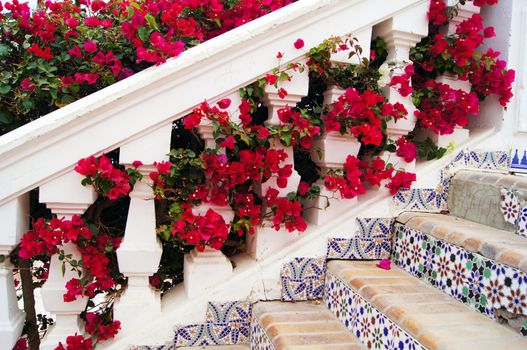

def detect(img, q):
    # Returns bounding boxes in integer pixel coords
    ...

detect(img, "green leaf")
[0,44,9,56]
[61,262,66,276]
[281,133,292,146]
[145,14,159,30]
[0,111,14,124]
[0,255,5,263]
[0,85,11,94]
[138,26,151,42]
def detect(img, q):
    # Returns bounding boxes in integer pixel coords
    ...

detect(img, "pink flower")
[21,78,35,92]
[294,38,304,49]
[132,160,143,168]
[83,40,97,53]
[220,135,235,150]
[376,259,391,270]
[265,73,277,85]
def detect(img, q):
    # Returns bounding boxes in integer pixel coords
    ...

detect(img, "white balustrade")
[373,2,429,171]
[184,112,237,298]
[0,195,28,350]
[114,125,172,335]
[420,2,481,147]
[39,172,97,349]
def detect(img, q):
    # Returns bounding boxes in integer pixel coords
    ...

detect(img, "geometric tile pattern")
[206,301,253,324]
[173,322,250,346]
[324,272,426,350]
[393,149,509,213]
[129,346,174,350]
[499,188,527,238]
[281,257,326,301]
[327,218,394,260]
[511,148,527,174]
[393,188,448,212]
[392,223,527,336]
[465,150,509,172]
[250,317,275,350]
[500,189,521,226]
[326,237,392,260]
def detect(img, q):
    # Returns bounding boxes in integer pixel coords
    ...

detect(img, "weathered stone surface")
[448,170,527,231]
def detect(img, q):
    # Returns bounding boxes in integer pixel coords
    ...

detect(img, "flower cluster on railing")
[6,0,517,349]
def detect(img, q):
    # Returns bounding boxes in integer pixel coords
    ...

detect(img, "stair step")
[252,301,367,350]
[397,212,527,272]
[325,261,527,350]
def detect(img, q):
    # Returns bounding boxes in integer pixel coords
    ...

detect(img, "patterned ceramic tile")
[205,301,252,324]
[393,188,447,212]
[281,257,325,280]
[465,150,509,171]
[518,207,527,237]
[356,217,394,238]
[129,346,174,350]
[500,189,520,225]
[173,322,250,346]
[280,257,325,301]
[326,237,391,260]
[510,148,527,174]
[393,223,527,336]
[325,272,425,350]
[250,317,275,350]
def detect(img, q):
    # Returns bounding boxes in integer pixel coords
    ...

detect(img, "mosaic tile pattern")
[129,346,174,350]
[393,188,447,212]
[206,301,252,324]
[501,189,521,225]
[326,237,392,260]
[465,150,509,171]
[511,148,527,174]
[324,273,426,350]
[173,322,250,346]
[250,317,275,350]
[518,207,527,237]
[392,224,527,330]
[393,149,510,212]
[281,257,325,301]
[356,218,394,238]
[327,218,394,260]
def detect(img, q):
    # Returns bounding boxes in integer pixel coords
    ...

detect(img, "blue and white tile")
[500,189,520,226]
[327,237,391,260]
[510,148,527,174]
[281,257,325,280]
[250,318,275,350]
[465,150,509,172]
[517,207,527,238]
[173,322,249,346]
[206,301,252,324]
[393,188,445,212]
[356,217,394,238]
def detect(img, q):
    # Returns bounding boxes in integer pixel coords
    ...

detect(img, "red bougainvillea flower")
[55,335,92,350]
[265,73,278,85]
[396,137,417,163]
[386,171,417,195]
[294,38,304,49]
[217,98,231,109]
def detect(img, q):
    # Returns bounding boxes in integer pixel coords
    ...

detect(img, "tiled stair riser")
[172,301,252,347]
[326,218,394,260]
[392,224,527,336]
[500,189,527,237]
[280,257,326,301]
[249,318,275,350]
[324,273,426,350]
[393,150,509,212]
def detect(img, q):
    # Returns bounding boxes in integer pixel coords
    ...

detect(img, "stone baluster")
[418,1,481,147]
[113,125,172,336]
[444,0,481,35]
[304,28,373,225]
[373,2,429,171]
[0,195,29,350]
[39,172,97,349]
[258,60,309,197]
[247,63,309,260]
[182,99,239,298]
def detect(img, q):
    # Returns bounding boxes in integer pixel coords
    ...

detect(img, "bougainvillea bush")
[7,0,516,349]
[0,0,295,133]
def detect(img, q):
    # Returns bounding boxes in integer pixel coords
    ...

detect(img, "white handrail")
[0,0,427,206]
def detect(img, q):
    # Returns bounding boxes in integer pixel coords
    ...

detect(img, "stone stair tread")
[327,261,527,350]
[397,212,527,272]
[253,301,367,350]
